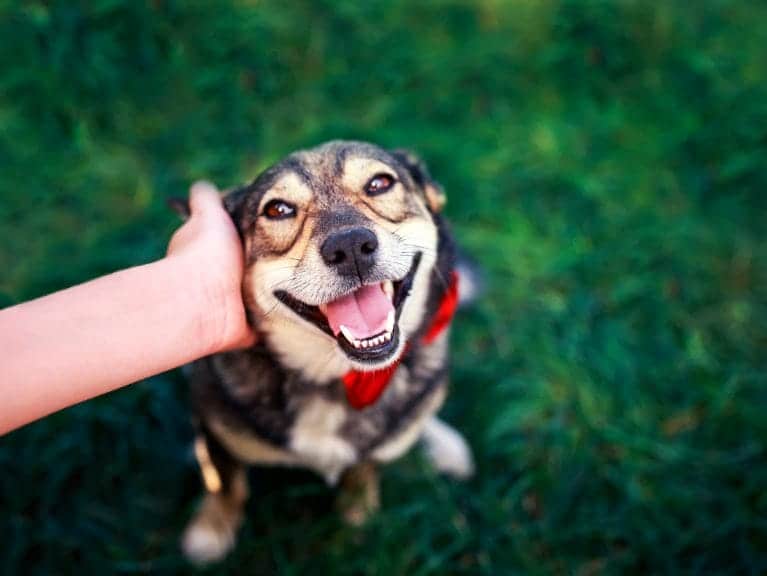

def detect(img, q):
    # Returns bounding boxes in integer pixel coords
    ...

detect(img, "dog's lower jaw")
[261,317,410,385]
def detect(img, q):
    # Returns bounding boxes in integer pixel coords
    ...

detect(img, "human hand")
[167,181,256,353]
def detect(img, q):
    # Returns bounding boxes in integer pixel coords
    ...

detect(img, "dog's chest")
[284,395,358,483]
[208,337,447,482]
[284,372,444,483]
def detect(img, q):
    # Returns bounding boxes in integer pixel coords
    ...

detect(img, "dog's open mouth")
[274,253,421,364]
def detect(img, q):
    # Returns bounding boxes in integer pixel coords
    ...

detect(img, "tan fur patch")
[425,183,446,212]
[194,436,222,493]
[252,173,314,254]
[207,417,297,466]
[341,157,409,222]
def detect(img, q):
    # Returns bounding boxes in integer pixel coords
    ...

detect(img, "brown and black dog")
[178,141,475,564]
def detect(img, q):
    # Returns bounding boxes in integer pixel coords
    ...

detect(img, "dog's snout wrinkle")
[321,227,379,278]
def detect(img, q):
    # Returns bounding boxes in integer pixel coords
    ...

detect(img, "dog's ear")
[167,196,190,220]
[222,186,250,236]
[167,187,250,237]
[389,148,446,213]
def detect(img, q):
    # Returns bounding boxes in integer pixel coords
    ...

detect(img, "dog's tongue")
[324,284,392,340]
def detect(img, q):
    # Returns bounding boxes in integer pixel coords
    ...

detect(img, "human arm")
[0,182,254,434]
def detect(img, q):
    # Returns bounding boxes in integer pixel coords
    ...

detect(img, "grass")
[1,1,766,574]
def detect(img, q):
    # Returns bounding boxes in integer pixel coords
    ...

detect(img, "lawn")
[1,1,766,574]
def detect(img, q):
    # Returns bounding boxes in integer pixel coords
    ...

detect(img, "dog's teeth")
[340,325,355,344]
[343,327,394,351]
[382,281,394,301]
[385,310,395,333]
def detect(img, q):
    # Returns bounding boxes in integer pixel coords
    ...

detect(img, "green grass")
[1,1,766,574]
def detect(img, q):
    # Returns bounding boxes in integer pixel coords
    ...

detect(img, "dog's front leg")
[420,416,474,479]
[182,433,249,565]
[338,461,380,526]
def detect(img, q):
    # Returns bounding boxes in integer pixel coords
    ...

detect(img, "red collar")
[342,271,460,409]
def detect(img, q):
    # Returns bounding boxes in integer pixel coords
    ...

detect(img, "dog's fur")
[180,141,473,564]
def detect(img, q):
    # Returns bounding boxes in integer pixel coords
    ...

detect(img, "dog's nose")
[320,227,379,277]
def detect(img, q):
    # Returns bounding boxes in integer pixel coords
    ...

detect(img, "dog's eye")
[365,173,395,196]
[263,199,296,220]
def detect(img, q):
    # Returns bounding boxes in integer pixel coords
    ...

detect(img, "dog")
[177,141,475,564]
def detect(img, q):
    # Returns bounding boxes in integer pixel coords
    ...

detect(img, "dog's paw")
[421,417,475,480]
[182,520,235,566]
[338,463,380,527]
[181,495,240,566]
[341,499,376,527]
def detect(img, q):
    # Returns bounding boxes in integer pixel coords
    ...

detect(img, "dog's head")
[225,141,447,381]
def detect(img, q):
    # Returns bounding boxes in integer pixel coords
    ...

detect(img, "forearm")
[0,256,222,434]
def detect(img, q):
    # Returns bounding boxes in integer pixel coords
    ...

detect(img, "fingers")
[224,329,258,352]
[188,181,223,218]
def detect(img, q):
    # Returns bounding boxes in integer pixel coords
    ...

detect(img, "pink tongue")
[324,284,393,340]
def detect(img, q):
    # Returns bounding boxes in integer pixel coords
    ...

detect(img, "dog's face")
[226,141,446,381]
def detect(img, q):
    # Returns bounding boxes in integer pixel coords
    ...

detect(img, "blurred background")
[1,1,766,574]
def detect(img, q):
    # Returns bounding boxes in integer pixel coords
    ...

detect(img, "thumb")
[188,181,223,218]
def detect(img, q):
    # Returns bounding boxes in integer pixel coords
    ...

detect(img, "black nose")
[320,227,379,278]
